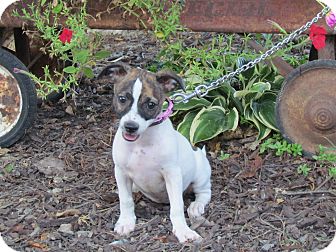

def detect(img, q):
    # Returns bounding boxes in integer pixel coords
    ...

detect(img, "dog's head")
[98,62,184,142]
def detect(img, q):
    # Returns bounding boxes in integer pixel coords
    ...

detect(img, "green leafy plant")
[112,0,183,40]
[218,151,231,161]
[13,0,110,98]
[152,35,288,144]
[259,134,303,156]
[329,167,336,178]
[297,164,311,176]
[313,145,336,177]
[1,163,15,176]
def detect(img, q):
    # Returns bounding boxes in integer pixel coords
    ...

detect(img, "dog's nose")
[124,121,139,133]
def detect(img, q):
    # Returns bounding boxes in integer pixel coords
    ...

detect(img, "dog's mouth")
[122,132,139,142]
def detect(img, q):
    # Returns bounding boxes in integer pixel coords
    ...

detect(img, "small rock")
[53,177,63,184]
[77,230,93,238]
[50,188,62,194]
[58,224,73,235]
[261,243,275,251]
[37,157,66,177]
[62,171,78,182]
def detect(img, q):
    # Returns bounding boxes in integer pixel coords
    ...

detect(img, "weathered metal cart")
[0,0,335,155]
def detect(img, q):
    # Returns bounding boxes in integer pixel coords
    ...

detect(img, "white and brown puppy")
[99,62,211,243]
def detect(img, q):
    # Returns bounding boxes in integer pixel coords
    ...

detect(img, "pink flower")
[326,11,336,28]
[59,28,73,44]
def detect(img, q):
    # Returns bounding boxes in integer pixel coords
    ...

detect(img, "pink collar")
[150,98,174,127]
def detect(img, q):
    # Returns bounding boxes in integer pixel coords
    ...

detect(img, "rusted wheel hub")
[276,60,336,155]
[0,66,22,138]
[305,97,336,133]
[0,48,37,147]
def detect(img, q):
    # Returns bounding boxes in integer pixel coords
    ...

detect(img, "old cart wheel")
[0,48,37,147]
[276,60,336,156]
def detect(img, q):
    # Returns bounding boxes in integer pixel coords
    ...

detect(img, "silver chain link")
[171,7,329,104]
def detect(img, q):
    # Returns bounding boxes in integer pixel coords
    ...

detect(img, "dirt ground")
[0,31,335,252]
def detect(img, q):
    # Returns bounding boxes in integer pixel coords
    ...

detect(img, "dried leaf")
[239,155,263,179]
[27,241,48,251]
[56,209,81,218]
[0,148,10,156]
[65,105,74,115]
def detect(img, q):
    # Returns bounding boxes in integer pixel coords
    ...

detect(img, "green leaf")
[82,67,94,79]
[155,31,165,39]
[244,106,271,140]
[185,74,204,85]
[41,0,47,6]
[177,110,198,141]
[173,98,211,111]
[73,49,90,64]
[63,66,77,74]
[190,106,239,144]
[234,82,271,99]
[4,163,14,173]
[95,50,111,60]
[52,2,63,14]
[211,96,227,108]
[252,93,278,131]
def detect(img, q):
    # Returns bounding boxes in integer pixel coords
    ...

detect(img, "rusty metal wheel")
[276,60,336,156]
[0,47,37,147]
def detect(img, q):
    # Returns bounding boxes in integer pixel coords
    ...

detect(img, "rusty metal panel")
[0,0,144,29]
[181,0,333,33]
[0,0,333,33]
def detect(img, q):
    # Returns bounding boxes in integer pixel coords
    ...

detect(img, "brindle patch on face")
[113,69,165,121]
[113,69,139,118]
[137,71,164,121]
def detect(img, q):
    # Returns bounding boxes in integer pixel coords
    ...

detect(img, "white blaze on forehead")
[119,77,152,134]
[131,78,143,112]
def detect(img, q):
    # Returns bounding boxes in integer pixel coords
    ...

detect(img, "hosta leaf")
[234,82,271,99]
[173,98,211,111]
[251,93,278,131]
[244,106,271,140]
[190,106,239,144]
[211,96,227,108]
[177,110,198,141]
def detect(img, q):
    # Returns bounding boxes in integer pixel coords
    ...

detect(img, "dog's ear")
[97,62,131,79]
[156,70,185,93]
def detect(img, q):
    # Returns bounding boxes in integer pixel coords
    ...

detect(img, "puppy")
[99,62,211,243]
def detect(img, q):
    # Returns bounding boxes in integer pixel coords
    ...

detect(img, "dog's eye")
[118,96,127,103]
[147,101,156,110]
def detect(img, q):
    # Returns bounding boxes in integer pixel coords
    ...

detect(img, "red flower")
[59,28,73,44]
[309,24,326,50]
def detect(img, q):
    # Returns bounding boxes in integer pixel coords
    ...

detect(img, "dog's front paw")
[187,201,205,219]
[173,226,202,243]
[114,217,136,235]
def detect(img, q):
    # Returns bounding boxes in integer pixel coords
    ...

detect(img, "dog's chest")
[114,142,165,184]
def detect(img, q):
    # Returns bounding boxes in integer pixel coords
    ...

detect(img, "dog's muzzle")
[122,121,140,142]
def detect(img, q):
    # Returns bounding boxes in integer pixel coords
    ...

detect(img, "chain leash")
[171,7,330,104]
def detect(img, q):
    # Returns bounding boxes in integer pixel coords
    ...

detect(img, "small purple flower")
[326,11,336,28]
